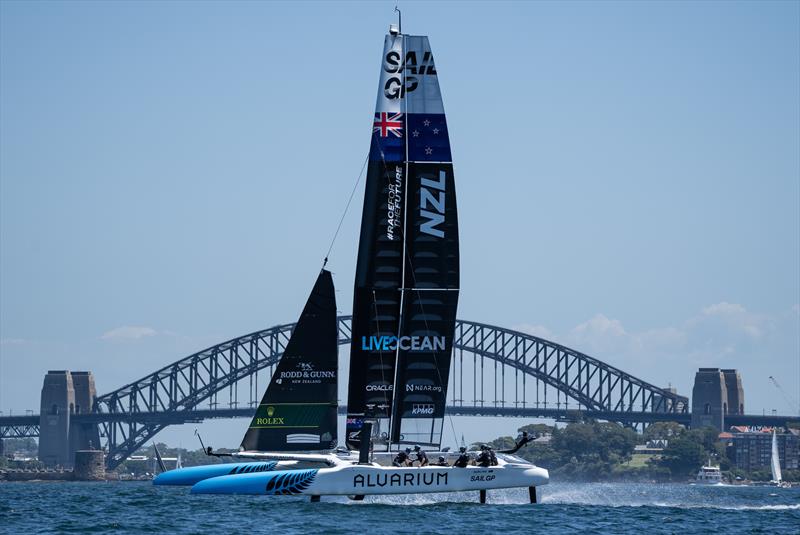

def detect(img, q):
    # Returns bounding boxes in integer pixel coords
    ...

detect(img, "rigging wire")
[388,30,410,448]
[323,154,369,268]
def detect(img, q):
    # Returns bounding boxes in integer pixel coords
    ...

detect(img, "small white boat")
[695,459,723,484]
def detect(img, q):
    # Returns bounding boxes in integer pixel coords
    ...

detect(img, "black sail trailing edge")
[241,270,338,452]
[346,31,459,450]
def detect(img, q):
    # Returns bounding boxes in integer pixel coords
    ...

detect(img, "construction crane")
[768,376,800,415]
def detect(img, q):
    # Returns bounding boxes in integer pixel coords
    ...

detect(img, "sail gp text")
[362,335,446,351]
[383,49,437,99]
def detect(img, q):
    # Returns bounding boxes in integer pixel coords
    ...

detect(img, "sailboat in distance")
[770,429,787,487]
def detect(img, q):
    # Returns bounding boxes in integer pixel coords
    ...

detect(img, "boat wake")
[541,483,800,511]
[310,486,800,511]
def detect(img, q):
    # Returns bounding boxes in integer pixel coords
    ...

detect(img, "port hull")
[153,461,279,486]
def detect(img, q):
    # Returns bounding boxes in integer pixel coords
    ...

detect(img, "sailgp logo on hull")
[361,335,445,352]
[353,471,448,488]
[420,170,446,238]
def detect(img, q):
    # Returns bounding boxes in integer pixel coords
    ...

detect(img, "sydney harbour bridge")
[1,316,793,470]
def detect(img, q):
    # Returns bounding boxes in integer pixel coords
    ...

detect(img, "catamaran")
[156,21,549,502]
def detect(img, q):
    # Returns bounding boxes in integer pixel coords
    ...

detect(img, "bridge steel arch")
[450,320,686,414]
[94,316,687,469]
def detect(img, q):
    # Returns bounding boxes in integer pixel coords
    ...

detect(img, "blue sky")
[1,1,798,447]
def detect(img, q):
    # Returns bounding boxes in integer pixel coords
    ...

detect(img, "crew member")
[454,447,470,468]
[393,447,411,467]
[432,455,449,467]
[488,446,498,466]
[476,445,492,467]
[413,445,429,467]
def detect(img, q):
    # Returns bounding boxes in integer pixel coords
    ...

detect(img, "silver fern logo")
[264,469,318,495]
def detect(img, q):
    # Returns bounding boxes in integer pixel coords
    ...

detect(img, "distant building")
[532,434,552,445]
[721,427,799,472]
[634,440,667,454]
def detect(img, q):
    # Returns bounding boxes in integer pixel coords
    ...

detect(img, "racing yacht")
[158,20,549,502]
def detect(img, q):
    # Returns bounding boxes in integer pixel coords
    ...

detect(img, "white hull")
[192,459,548,496]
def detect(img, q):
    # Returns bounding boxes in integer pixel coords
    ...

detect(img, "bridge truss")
[92,316,687,469]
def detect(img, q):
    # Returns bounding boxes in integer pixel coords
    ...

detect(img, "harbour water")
[1,481,797,534]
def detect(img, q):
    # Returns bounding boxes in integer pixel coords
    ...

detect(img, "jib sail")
[241,270,338,452]
[346,31,459,450]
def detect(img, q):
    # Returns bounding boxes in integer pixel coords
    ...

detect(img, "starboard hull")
[190,464,548,496]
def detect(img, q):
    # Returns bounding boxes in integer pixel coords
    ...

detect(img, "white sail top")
[375,34,445,114]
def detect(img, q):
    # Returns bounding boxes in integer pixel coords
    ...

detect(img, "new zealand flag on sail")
[369,113,452,163]
[369,112,405,163]
[408,114,451,162]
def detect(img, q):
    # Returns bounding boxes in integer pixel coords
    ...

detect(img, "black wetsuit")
[416,451,429,466]
[433,459,449,467]
[489,450,498,466]
[476,451,492,467]
[454,454,470,468]
[392,451,409,467]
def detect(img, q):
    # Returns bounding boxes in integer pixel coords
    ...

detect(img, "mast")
[388,28,410,450]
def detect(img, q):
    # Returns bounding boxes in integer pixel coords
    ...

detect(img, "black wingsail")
[345,32,407,450]
[241,270,338,452]
[388,34,459,448]
[347,31,459,450]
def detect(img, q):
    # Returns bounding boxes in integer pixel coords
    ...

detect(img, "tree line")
[482,420,799,482]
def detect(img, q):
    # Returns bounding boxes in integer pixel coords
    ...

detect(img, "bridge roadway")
[4,408,800,439]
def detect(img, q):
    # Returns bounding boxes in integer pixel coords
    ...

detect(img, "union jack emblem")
[373,112,404,138]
